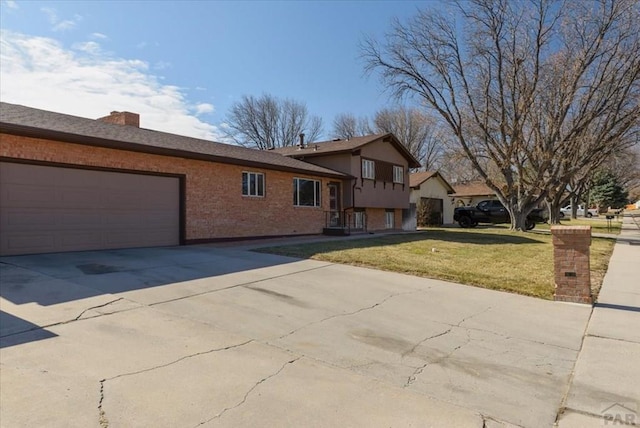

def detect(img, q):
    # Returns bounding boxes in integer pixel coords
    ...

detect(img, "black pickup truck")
[453,200,546,230]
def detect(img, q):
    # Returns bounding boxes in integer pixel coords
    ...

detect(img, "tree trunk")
[505,203,531,232]
[547,190,565,225]
[510,211,530,231]
[570,194,580,219]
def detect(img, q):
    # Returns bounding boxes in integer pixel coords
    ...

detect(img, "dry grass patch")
[256,226,616,300]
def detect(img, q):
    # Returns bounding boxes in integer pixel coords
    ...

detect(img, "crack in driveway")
[0,298,132,339]
[194,356,301,426]
[146,263,334,308]
[73,298,126,321]
[402,307,491,387]
[272,290,421,342]
[404,328,473,387]
[97,339,254,427]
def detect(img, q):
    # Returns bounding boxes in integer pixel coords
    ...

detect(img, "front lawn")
[536,218,622,234]
[255,227,616,300]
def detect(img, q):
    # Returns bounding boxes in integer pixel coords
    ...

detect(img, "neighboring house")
[0,103,347,256]
[273,133,421,233]
[451,181,497,207]
[409,171,456,226]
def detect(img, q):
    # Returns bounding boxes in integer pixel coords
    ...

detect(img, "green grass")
[536,217,622,234]
[255,226,616,300]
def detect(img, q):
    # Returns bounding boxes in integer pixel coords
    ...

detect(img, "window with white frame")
[293,178,321,207]
[393,165,404,184]
[354,211,365,229]
[362,159,375,179]
[242,171,265,197]
[385,210,395,229]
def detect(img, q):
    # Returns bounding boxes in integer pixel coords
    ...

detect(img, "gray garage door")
[0,162,180,256]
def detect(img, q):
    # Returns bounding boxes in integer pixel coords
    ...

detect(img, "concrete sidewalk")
[557,214,640,427]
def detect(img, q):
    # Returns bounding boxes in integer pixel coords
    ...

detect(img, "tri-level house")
[0,103,347,256]
[273,134,421,234]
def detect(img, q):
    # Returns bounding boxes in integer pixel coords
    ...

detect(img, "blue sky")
[0,0,437,141]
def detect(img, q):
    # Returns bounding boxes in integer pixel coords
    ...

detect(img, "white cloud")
[0,30,222,141]
[90,32,108,40]
[53,20,76,32]
[72,40,101,55]
[40,7,81,32]
[40,7,58,23]
[194,103,214,115]
[4,0,18,9]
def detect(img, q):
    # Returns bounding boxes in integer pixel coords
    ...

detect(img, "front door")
[328,182,341,226]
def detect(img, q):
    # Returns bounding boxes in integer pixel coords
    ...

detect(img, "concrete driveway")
[0,243,591,427]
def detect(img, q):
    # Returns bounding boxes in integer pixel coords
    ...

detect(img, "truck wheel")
[559,212,565,219]
[586,212,593,218]
[525,219,535,230]
[458,217,472,228]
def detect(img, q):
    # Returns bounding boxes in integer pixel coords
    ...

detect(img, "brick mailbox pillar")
[551,226,592,304]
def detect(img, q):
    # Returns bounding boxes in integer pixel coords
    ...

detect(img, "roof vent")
[298,133,305,149]
[97,111,140,127]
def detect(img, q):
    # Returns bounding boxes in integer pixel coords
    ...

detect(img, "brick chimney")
[97,111,140,127]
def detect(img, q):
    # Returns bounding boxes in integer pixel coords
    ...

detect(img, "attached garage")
[0,161,181,256]
[1,103,348,254]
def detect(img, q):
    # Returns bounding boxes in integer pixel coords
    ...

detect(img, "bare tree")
[332,113,372,139]
[224,94,323,149]
[373,106,443,171]
[437,136,484,184]
[362,0,640,230]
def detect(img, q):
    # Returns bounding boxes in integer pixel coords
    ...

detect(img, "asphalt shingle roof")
[409,171,456,193]
[273,133,422,169]
[409,171,438,188]
[452,181,495,197]
[0,102,346,178]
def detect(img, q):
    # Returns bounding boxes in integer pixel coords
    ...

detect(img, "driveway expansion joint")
[481,413,525,428]
[556,406,614,425]
[98,379,109,428]
[554,300,596,426]
[586,333,640,345]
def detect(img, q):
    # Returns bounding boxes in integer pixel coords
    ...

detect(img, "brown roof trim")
[409,171,455,193]
[381,134,422,169]
[275,133,421,169]
[1,122,348,179]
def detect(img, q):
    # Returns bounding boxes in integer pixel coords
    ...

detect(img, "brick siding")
[364,207,402,231]
[551,226,592,304]
[0,134,329,241]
